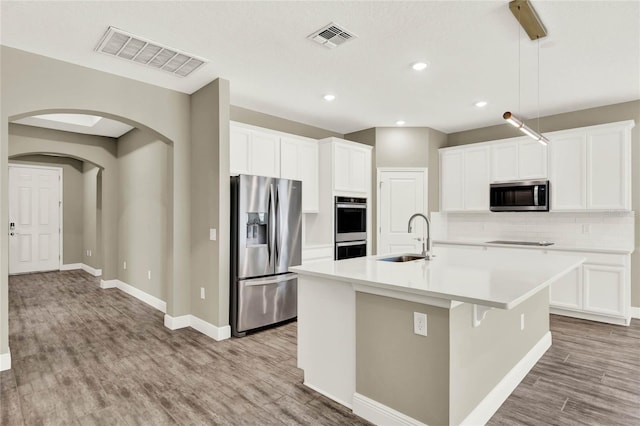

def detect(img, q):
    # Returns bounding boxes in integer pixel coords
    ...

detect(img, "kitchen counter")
[434,238,634,255]
[293,246,585,425]
[291,246,585,309]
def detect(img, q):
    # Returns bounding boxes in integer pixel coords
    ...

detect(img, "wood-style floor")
[1,270,639,425]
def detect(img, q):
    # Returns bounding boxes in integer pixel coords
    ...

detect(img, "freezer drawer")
[236,273,297,333]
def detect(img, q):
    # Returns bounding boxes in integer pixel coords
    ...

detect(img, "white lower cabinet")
[549,265,582,311]
[582,264,626,317]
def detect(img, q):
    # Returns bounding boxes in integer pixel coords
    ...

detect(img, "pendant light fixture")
[503,0,549,145]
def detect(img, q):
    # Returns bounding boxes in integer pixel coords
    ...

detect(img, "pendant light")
[503,0,549,146]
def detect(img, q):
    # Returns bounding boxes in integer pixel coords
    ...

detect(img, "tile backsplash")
[433,211,635,249]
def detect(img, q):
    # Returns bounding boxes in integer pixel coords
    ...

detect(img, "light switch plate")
[210,228,217,241]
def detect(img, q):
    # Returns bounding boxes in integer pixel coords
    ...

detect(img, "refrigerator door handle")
[269,183,277,267]
[242,273,297,287]
[275,185,280,263]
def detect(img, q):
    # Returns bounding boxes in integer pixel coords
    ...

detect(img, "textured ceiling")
[2,1,639,134]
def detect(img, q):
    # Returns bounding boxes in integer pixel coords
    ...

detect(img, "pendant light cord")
[537,35,541,133]
[518,5,521,116]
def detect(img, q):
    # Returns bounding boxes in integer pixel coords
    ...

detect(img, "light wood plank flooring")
[1,270,638,425]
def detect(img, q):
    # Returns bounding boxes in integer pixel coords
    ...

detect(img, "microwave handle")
[533,186,539,206]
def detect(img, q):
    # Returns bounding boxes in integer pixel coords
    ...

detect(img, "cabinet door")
[549,266,582,310]
[549,134,587,211]
[279,137,299,180]
[440,150,464,211]
[491,142,518,182]
[587,129,629,210]
[299,141,319,212]
[230,127,251,175]
[583,265,626,317]
[518,139,547,179]
[250,132,280,178]
[334,144,352,192]
[463,147,490,211]
[349,147,368,194]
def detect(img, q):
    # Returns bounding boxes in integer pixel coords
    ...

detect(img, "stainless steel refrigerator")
[230,175,302,337]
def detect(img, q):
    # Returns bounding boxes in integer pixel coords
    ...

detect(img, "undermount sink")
[378,254,426,263]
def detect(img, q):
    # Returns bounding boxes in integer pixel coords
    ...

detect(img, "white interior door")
[377,168,427,255]
[9,165,62,274]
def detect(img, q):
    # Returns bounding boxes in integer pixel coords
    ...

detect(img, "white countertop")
[290,247,585,309]
[434,238,634,255]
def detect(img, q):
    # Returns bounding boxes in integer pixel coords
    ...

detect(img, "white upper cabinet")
[230,124,280,178]
[440,146,489,212]
[549,121,633,211]
[491,138,547,182]
[280,136,319,213]
[329,140,371,194]
[230,122,320,212]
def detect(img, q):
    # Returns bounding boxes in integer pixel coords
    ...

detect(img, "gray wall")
[82,164,100,269]
[447,100,640,307]
[230,106,342,139]
[345,127,447,254]
[9,155,84,264]
[117,129,169,301]
[1,46,191,356]
[191,79,231,327]
[355,289,550,425]
[356,292,450,425]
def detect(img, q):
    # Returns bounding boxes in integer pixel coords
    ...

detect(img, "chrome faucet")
[407,213,432,259]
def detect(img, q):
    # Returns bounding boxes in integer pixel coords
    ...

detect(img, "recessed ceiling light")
[33,113,102,127]
[396,120,406,126]
[323,94,336,101]
[412,62,429,71]
[475,101,488,108]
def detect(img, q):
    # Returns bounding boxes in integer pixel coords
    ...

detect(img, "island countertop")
[290,246,585,309]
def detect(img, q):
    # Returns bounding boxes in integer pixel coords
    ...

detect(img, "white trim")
[100,279,117,289]
[304,381,353,409]
[162,314,231,341]
[459,331,552,426]
[99,279,166,313]
[353,393,426,426]
[81,263,102,277]
[0,348,11,372]
[190,315,231,341]
[630,306,640,319]
[164,314,191,330]
[60,263,82,271]
[550,307,630,326]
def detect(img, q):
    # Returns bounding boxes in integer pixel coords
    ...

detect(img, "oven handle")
[336,240,367,247]
[336,203,367,209]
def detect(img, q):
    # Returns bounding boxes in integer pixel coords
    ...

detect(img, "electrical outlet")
[200,287,205,299]
[147,270,151,280]
[521,313,525,331]
[123,261,127,270]
[209,228,217,241]
[413,312,427,336]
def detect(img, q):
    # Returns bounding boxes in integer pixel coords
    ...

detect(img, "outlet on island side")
[200,287,205,299]
[521,313,525,331]
[414,312,427,336]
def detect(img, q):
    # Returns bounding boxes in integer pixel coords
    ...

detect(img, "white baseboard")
[99,279,166,313]
[81,264,102,277]
[163,314,231,341]
[0,348,12,372]
[60,263,82,271]
[459,331,552,426]
[353,393,425,426]
[631,306,640,319]
[164,314,191,330]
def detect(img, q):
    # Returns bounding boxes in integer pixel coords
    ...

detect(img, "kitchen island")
[290,246,585,426]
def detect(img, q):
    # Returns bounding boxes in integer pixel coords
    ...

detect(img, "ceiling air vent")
[307,22,357,49]
[95,27,207,77]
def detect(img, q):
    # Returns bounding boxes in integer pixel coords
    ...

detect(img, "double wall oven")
[335,196,367,260]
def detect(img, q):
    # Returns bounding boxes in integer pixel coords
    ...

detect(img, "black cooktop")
[486,240,555,247]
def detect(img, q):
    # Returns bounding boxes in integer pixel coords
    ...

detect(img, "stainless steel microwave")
[490,180,549,212]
